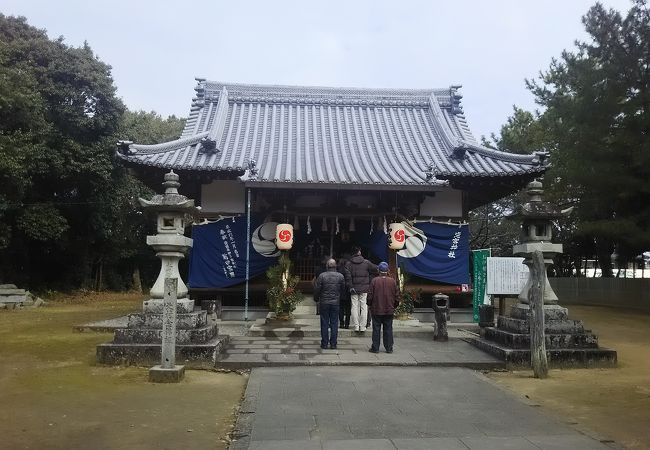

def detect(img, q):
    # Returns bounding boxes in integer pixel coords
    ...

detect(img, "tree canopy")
[0,15,185,290]
[526,0,650,276]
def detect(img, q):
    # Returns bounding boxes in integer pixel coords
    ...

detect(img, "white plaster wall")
[200,180,245,214]
[419,189,463,217]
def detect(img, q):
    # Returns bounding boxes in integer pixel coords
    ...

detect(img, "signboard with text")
[487,257,529,295]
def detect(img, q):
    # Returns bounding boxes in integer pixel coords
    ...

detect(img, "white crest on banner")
[397,222,427,259]
[252,222,280,257]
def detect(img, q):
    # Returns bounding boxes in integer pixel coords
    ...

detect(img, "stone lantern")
[509,179,568,304]
[138,170,198,313]
[97,170,226,367]
[465,179,617,368]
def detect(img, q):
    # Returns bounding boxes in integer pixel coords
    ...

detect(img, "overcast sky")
[3,0,634,139]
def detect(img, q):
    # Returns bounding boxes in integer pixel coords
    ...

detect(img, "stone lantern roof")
[138,170,198,214]
[508,179,570,222]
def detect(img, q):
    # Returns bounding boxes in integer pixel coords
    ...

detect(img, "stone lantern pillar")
[138,170,197,313]
[509,180,566,304]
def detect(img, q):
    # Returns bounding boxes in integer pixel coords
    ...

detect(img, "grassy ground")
[488,305,650,450]
[0,292,246,450]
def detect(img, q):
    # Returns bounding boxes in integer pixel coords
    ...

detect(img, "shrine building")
[117,80,547,312]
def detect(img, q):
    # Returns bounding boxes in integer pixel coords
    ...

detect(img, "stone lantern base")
[96,301,230,368]
[467,303,617,368]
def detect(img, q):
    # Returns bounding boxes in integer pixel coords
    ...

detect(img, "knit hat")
[378,261,389,272]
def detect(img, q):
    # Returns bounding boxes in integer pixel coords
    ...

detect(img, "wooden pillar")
[388,248,398,280]
[530,250,549,378]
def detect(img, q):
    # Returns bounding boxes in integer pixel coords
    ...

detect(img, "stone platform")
[466,303,617,368]
[96,302,229,369]
[0,284,44,309]
[216,333,502,369]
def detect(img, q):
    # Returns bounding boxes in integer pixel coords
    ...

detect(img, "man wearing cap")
[367,261,399,353]
[344,247,378,333]
[314,258,345,349]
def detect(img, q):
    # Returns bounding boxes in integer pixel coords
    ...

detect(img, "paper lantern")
[276,223,294,250]
[388,222,406,250]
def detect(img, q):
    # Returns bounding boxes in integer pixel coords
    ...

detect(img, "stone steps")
[248,314,436,338]
[216,336,505,369]
[127,310,208,329]
[114,322,218,344]
[465,336,617,368]
[97,335,230,368]
[497,316,585,334]
[483,327,599,349]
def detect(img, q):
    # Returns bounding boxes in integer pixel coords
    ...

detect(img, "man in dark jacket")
[314,258,345,349]
[367,261,398,353]
[344,247,378,332]
[337,255,352,329]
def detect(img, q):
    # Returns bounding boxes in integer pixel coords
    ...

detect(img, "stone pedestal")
[467,302,617,368]
[149,364,185,383]
[97,302,229,368]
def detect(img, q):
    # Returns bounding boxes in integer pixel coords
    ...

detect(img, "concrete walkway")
[230,367,622,450]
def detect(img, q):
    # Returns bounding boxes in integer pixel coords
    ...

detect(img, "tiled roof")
[117,80,547,189]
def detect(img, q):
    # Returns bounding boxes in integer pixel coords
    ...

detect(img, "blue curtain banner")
[188,216,279,288]
[396,221,470,285]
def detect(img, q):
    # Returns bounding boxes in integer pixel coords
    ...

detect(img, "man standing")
[345,247,378,333]
[337,255,352,329]
[367,261,398,353]
[314,258,345,349]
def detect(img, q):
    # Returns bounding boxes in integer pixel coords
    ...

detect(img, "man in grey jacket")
[345,247,379,332]
[314,258,345,349]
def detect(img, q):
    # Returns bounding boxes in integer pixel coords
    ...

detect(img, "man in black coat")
[314,258,345,349]
[337,254,352,329]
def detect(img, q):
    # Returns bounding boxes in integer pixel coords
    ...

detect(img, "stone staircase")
[248,296,437,338]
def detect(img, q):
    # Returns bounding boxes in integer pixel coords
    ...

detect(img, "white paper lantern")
[276,223,294,250]
[388,222,406,250]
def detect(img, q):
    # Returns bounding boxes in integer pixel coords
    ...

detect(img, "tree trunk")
[530,250,548,378]
[97,260,103,291]
[132,266,143,293]
[596,241,613,277]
